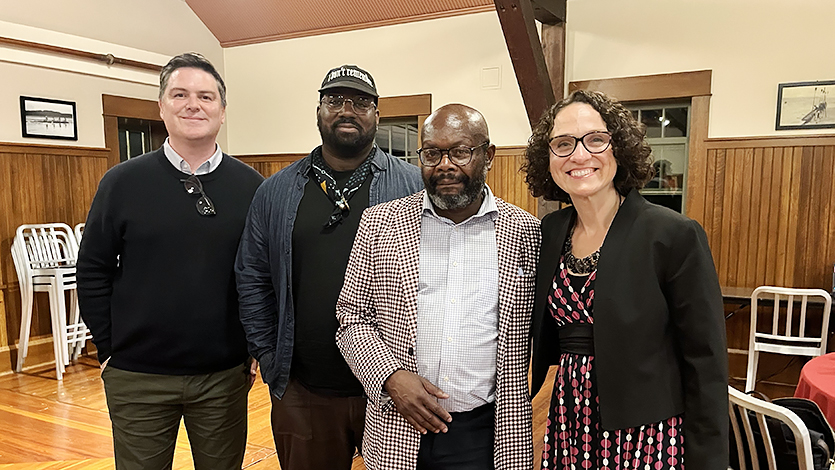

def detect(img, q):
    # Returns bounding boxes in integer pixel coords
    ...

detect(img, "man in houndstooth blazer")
[336,104,540,470]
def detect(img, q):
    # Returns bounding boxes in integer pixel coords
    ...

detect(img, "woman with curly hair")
[524,90,728,470]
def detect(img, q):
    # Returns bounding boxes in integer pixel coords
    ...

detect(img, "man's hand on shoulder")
[384,369,452,434]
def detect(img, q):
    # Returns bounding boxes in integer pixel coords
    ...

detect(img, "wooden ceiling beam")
[493,0,556,127]
[531,0,566,25]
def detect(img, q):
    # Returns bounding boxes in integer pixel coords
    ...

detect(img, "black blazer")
[530,190,729,469]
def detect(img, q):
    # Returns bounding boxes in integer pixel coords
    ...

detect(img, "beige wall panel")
[566,0,835,138]
[223,12,528,154]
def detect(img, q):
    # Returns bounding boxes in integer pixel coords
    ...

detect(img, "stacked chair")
[11,222,91,380]
[728,385,815,469]
[745,286,833,393]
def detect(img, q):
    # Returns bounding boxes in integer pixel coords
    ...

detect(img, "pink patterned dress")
[541,254,685,470]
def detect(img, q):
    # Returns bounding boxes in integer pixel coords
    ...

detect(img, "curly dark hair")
[522,90,653,203]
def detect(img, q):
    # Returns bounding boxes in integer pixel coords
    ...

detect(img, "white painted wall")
[0,2,225,148]
[223,12,528,155]
[225,1,835,155]
[566,0,835,138]
[0,0,223,67]
[6,1,829,151]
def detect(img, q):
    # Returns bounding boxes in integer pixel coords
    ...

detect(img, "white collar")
[163,138,223,175]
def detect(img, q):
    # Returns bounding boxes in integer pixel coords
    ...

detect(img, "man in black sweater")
[77,53,264,470]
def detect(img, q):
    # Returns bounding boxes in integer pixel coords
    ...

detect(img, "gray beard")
[428,189,478,211]
[425,164,488,211]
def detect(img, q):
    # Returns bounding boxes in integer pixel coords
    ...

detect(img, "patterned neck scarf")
[310,145,375,228]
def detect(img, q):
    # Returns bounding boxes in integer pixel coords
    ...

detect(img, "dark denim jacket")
[235,146,422,397]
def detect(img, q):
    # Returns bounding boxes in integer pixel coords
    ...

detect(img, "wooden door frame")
[568,70,712,219]
[377,93,432,147]
[102,94,162,168]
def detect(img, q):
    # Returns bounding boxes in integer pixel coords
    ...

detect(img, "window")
[628,103,690,214]
[118,118,167,162]
[376,118,419,166]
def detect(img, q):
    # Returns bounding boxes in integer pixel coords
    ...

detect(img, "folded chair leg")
[16,284,34,372]
[48,281,65,380]
[68,289,83,360]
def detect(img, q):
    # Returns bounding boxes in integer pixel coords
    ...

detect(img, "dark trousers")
[270,377,367,470]
[417,402,496,470]
[101,363,251,470]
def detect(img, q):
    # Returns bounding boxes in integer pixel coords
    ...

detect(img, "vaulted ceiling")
[185,0,495,47]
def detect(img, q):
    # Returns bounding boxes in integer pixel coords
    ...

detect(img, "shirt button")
[450,299,456,304]
[453,262,458,267]
[443,376,449,382]
[447,337,453,342]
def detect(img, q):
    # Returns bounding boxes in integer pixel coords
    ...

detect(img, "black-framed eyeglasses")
[321,94,377,114]
[181,175,216,216]
[417,142,490,167]
[549,131,612,158]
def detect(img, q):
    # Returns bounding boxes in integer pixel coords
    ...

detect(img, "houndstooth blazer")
[336,190,541,470]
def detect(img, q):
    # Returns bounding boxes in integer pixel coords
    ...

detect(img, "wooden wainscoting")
[690,135,835,290]
[489,146,538,215]
[236,146,538,216]
[236,153,308,178]
[700,135,835,395]
[0,142,109,375]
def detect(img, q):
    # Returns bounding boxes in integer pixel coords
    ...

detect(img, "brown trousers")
[270,377,367,470]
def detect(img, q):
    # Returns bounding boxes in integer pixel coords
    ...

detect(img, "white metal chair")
[729,385,814,469]
[745,286,833,392]
[74,222,84,245]
[11,223,91,380]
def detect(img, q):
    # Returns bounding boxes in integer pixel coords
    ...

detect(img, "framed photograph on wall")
[19,96,78,140]
[776,80,835,130]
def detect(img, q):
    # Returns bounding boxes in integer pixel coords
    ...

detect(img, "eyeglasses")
[417,142,490,167]
[181,175,216,216]
[321,94,377,114]
[549,131,612,158]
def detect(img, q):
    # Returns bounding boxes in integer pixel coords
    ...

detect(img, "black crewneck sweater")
[77,148,264,375]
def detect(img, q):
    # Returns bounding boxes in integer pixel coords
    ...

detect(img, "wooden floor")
[0,354,556,469]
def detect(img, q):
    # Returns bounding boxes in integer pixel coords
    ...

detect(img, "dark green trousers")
[101,363,251,470]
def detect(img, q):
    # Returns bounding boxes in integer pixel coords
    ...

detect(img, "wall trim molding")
[0,336,56,376]
[378,94,432,118]
[0,36,162,72]
[0,141,110,157]
[237,145,528,162]
[705,134,835,148]
[569,70,712,102]
[236,153,308,163]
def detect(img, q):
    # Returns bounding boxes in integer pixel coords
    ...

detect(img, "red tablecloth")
[795,352,835,427]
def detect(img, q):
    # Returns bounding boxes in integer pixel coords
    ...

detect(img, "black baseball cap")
[318,65,378,98]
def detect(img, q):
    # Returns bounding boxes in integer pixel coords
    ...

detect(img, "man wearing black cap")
[235,65,421,469]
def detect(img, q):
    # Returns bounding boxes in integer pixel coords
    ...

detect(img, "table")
[721,286,827,320]
[795,352,835,426]
[722,286,755,300]
[722,286,754,321]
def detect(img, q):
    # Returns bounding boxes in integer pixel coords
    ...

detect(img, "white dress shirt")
[163,138,223,175]
[416,185,499,413]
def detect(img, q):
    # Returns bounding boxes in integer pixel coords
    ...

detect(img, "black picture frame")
[19,96,78,140]
[776,80,835,130]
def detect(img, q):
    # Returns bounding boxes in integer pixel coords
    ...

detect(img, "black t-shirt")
[291,169,370,396]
